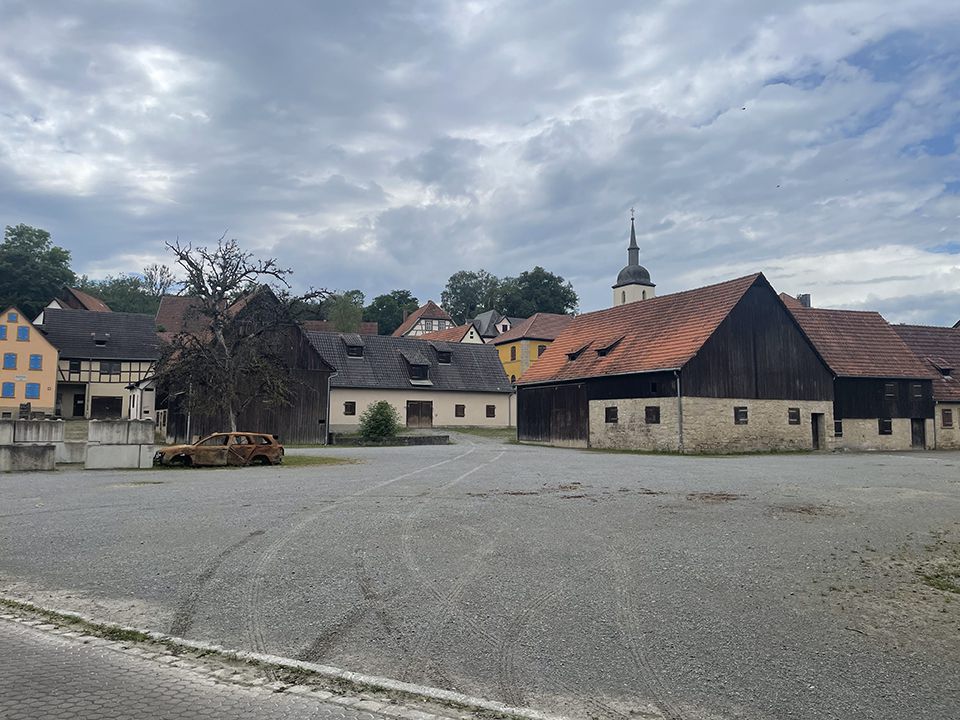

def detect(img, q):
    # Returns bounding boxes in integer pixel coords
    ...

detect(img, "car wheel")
[252,455,271,466]
[173,454,192,467]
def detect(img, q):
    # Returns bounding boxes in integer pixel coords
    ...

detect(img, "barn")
[517,274,836,453]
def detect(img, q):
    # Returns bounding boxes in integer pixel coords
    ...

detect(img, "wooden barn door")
[406,401,433,428]
[518,383,588,446]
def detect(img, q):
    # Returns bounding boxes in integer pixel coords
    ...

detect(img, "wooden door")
[811,413,823,450]
[911,418,925,449]
[406,401,433,428]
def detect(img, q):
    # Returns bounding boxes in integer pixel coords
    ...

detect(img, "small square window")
[3,353,15,370]
[16,326,29,341]
[878,418,892,435]
[0,412,10,419]
[437,350,451,364]
[537,344,546,357]
[29,354,42,371]
[0,326,6,340]
[1,382,13,398]
[884,383,896,398]
[346,345,363,358]
[650,381,658,394]
[605,406,618,423]
[834,420,843,437]
[7,312,17,323]
[410,364,428,381]
[343,401,356,416]
[455,404,465,418]
[486,404,496,418]
[734,406,748,425]
[787,407,801,425]
[911,383,923,399]
[101,361,121,375]
[25,383,39,400]
[69,359,81,373]
[645,406,660,424]
[942,409,953,428]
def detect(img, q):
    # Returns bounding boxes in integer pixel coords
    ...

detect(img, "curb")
[0,594,571,720]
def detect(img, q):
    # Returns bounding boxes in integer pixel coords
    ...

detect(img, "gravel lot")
[2,435,959,719]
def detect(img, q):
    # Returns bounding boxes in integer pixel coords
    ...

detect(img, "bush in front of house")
[358,401,402,439]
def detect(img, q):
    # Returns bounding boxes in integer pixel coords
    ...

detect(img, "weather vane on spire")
[630,207,635,221]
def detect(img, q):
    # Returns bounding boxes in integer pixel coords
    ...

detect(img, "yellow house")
[0,307,59,418]
[493,313,574,383]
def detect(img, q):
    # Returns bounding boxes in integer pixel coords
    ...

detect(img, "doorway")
[811,413,825,450]
[72,392,86,418]
[406,400,433,428]
[910,418,926,449]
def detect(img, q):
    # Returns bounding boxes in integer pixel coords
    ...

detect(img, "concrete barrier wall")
[13,420,65,444]
[0,421,12,445]
[0,445,55,472]
[85,444,155,470]
[88,419,155,445]
[55,441,87,464]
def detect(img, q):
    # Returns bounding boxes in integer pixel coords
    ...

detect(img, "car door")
[191,434,230,466]
[227,434,256,465]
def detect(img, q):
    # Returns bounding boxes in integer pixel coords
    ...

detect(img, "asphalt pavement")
[1,435,958,719]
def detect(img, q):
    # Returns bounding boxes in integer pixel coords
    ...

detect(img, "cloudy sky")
[2,1,959,323]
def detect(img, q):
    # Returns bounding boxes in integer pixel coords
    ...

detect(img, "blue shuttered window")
[3,353,15,369]
[1,382,13,398]
[25,383,40,400]
[29,354,42,370]
[16,326,29,341]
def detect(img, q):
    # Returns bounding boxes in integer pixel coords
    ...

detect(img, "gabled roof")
[62,287,111,312]
[780,296,932,379]
[470,309,524,338]
[418,323,481,343]
[779,293,805,310]
[306,332,512,393]
[493,313,574,345]
[892,324,960,401]
[519,274,762,385]
[391,300,453,337]
[1,306,58,354]
[156,295,204,337]
[301,320,379,335]
[40,308,160,360]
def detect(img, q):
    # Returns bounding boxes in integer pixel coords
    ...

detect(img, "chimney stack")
[797,293,811,308]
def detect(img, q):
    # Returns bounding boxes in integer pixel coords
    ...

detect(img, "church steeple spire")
[612,208,656,306]
[627,208,639,267]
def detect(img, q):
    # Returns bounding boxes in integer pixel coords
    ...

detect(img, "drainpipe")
[324,370,338,445]
[674,369,684,454]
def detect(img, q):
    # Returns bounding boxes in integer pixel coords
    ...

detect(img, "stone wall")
[934,403,960,449]
[590,397,834,453]
[833,417,929,451]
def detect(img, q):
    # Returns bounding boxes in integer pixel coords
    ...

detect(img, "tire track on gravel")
[242,445,479,657]
[169,528,265,637]
[397,451,505,683]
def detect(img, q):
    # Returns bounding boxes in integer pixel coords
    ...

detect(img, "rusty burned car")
[154,432,284,467]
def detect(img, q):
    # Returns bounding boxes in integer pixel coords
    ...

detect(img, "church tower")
[612,211,655,306]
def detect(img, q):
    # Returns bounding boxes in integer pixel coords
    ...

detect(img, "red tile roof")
[391,300,453,337]
[418,323,479,342]
[779,293,805,310]
[519,274,762,384]
[781,298,932,379]
[493,313,574,345]
[64,287,111,312]
[156,295,204,336]
[892,324,960,401]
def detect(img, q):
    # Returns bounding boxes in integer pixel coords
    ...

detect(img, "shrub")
[358,401,401,439]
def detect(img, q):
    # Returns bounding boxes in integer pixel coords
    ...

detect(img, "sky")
[1,1,959,324]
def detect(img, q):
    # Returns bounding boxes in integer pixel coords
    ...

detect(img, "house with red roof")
[391,300,456,338]
[418,322,485,344]
[518,274,835,452]
[892,324,960,449]
[781,295,935,450]
[493,313,574,383]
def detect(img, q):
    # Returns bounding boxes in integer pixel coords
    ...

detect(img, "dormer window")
[567,343,590,361]
[95,339,107,347]
[437,350,451,364]
[410,364,429,380]
[342,334,364,358]
[596,336,624,357]
[346,345,363,358]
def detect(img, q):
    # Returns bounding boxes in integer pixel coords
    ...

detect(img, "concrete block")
[138,445,156,469]
[14,419,64,444]
[127,421,155,445]
[0,421,13,445]
[55,441,87,464]
[88,420,130,445]
[0,445,55,472]
[85,444,141,469]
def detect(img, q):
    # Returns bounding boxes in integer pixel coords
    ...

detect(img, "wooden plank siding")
[682,283,834,400]
[517,382,588,445]
[834,378,934,420]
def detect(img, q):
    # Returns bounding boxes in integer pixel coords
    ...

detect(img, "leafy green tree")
[440,270,500,324]
[76,274,158,315]
[0,224,75,318]
[324,292,364,331]
[496,266,578,317]
[358,400,401,439]
[363,290,419,335]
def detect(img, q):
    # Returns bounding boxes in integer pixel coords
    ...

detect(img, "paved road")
[0,617,381,720]
[1,436,959,719]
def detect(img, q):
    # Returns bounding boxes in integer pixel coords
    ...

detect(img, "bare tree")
[157,237,327,432]
[143,263,178,298]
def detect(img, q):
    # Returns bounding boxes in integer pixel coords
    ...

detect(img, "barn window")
[884,383,895,398]
[510,346,517,361]
[942,409,954,428]
[734,407,748,425]
[787,408,801,425]
[650,381,658,394]
[605,406,618,423]
[645,406,660,424]
[834,420,843,437]
[537,345,547,357]
[878,418,892,435]
[455,404,465,418]
[343,401,356,416]
[911,383,922,399]
[486,405,496,418]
